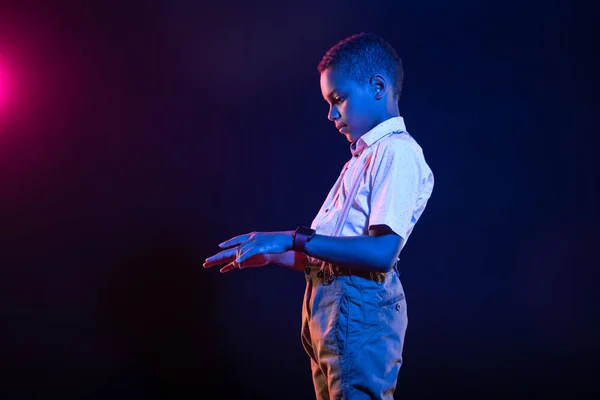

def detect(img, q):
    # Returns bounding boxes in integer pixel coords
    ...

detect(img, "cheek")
[344,102,368,126]
[341,102,357,122]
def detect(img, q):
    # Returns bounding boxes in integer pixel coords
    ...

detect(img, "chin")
[348,133,362,143]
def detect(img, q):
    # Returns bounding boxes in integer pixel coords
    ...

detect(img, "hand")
[203,230,294,273]
[203,251,275,273]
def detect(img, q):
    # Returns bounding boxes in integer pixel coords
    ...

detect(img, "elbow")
[372,235,402,273]
[370,251,397,273]
[378,256,398,273]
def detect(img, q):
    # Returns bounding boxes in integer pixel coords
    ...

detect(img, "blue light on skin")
[320,67,400,143]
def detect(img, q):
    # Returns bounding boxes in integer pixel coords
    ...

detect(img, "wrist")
[292,226,316,254]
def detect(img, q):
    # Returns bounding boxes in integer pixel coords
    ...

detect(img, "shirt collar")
[350,116,407,157]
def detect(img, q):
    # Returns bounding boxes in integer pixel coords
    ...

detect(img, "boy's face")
[320,67,380,143]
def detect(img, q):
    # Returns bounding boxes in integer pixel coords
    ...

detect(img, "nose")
[327,105,340,121]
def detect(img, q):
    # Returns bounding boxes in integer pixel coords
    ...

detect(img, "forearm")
[304,234,397,273]
[272,251,308,272]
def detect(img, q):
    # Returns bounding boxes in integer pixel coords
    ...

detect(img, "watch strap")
[292,226,315,253]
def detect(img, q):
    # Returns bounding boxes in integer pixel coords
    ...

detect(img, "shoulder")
[373,132,423,161]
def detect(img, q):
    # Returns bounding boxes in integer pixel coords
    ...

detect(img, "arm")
[209,226,401,273]
[303,225,403,273]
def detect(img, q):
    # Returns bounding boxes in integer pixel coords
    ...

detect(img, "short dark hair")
[318,32,403,98]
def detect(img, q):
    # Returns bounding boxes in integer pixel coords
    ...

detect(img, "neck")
[352,102,401,143]
[383,100,401,120]
[373,105,400,128]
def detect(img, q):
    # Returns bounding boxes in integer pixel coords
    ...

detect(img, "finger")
[236,246,263,264]
[219,261,240,273]
[204,248,237,267]
[203,248,237,268]
[219,233,252,249]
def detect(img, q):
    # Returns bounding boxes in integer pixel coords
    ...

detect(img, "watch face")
[297,226,313,235]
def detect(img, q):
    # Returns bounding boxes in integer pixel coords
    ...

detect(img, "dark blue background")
[1,0,597,398]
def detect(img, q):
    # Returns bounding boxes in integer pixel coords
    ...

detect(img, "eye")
[333,96,344,104]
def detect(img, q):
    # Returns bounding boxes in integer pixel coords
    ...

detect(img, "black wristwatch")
[292,226,316,253]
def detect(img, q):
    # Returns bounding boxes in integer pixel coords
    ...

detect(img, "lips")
[337,124,349,133]
[336,124,347,130]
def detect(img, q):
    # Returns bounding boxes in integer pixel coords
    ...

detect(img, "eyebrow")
[324,89,345,103]
[327,89,341,98]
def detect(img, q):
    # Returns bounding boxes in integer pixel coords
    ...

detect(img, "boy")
[203,32,434,399]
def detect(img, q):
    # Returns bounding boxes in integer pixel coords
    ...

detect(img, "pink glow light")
[0,62,8,111]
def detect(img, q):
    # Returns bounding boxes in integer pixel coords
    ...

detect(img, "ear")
[370,74,388,100]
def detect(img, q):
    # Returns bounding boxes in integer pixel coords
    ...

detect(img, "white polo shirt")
[310,116,434,252]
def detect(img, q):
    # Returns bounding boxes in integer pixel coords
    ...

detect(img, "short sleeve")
[368,140,420,239]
